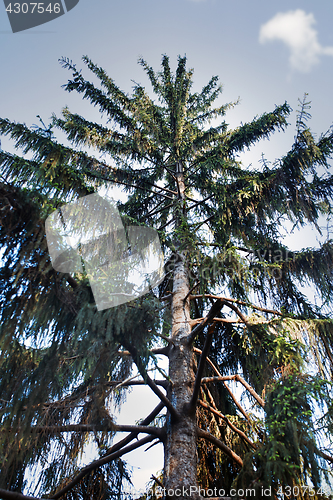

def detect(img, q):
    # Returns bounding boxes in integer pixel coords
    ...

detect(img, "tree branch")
[66,275,78,289]
[221,301,249,324]
[186,298,224,344]
[0,491,44,500]
[194,348,251,422]
[198,399,256,448]
[27,424,163,438]
[123,343,180,421]
[50,435,157,499]
[197,428,243,467]
[189,323,216,411]
[190,295,283,316]
[186,194,214,212]
[315,448,333,464]
[104,401,164,456]
[201,375,265,408]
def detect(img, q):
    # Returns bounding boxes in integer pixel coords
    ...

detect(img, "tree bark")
[163,162,199,499]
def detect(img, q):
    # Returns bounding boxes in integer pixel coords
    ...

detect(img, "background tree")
[1,55,333,500]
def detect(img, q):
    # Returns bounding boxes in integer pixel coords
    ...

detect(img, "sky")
[1,0,333,493]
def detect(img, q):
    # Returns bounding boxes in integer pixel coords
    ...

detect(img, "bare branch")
[183,280,201,304]
[186,298,225,344]
[197,428,243,467]
[316,449,333,463]
[66,275,78,289]
[151,474,164,488]
[189,323,216,411]
[202,375,265,408]
[198,399,256,448]
[221,301,249,324]
[27,424,163,438]
[190,317,242,326]
[123,343,180,421]
[194,348,251,422]
[50,435,157,499]
[186,194,214,212]
[190,295,283,316]
[0,490,44,500]
[104,401,164,456]
[146,201,175,218]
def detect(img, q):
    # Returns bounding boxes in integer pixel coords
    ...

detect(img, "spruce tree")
[1,55,333,500]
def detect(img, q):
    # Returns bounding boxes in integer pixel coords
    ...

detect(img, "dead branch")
[190,295,282,316]
[190,317,242,326]
[104,401,164,456]
[202,375,265,408]
[0,490,44,500]
[194,348,251,422]
[108,379,169,389]
[186,299,225,344]
[221,301,248,324]
[197,428,243,467]
[50,435,157,499]
[66,275,78,289]
[186,194,214,212]
[189,324,216,411]
[123,343,180,421]
[198,400,256,448]
[26,424,163,438]
[315,448,333,463]
[183,280,201,303]
[151,474,164,488]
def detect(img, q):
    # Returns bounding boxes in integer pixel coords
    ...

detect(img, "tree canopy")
[1,55,333,500]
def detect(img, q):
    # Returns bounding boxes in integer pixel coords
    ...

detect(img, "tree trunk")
[163,161,200,499]
[164,253,199,499]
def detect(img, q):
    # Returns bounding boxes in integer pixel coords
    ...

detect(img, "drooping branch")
[50,435,157,499]
[197,428,243,467]
[198,399,256,448]
[189,323,216,411]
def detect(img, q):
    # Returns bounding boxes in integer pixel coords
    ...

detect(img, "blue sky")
[1,0,333,492]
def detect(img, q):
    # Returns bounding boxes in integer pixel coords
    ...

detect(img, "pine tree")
[1,55,333,500]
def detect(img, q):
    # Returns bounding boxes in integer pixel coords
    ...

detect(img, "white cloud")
[259,10,333,72]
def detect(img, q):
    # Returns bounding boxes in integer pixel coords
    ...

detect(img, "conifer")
[1,56,333,499]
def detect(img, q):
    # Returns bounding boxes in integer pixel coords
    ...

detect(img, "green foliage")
[236,374,332,499]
